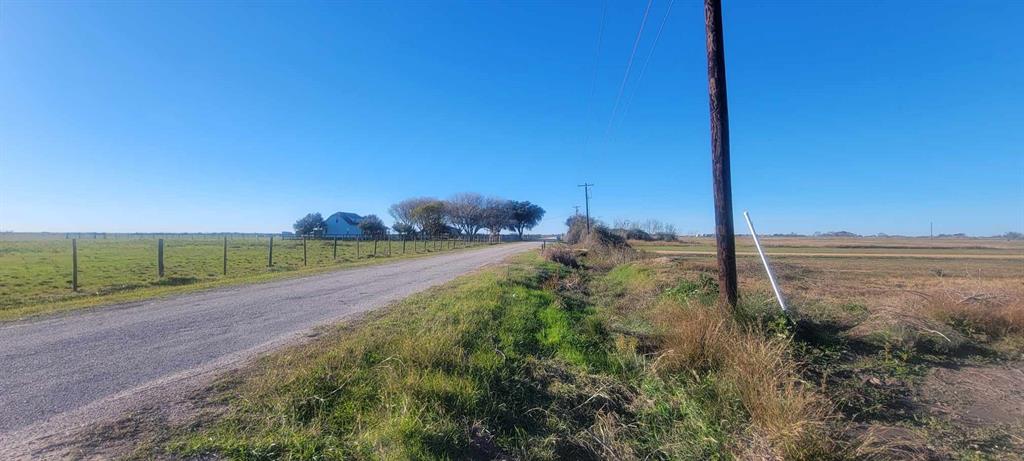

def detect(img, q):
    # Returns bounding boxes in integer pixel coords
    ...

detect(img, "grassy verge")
[158,250,835,460]
[0,239,488,322]
[139,241,1023,460]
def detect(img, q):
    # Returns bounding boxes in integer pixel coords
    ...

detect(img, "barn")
[323,212,364,236]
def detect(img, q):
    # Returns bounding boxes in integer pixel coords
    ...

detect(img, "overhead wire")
[612,0,675,136]
[603,0,655,140]
[580,0,609,156]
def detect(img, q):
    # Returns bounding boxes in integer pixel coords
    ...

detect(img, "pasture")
[0,234,486,320]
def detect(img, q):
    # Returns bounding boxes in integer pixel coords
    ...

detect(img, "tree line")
[388,194,544,240]
[292,193,545,240]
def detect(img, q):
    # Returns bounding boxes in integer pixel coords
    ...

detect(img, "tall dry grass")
[653,298,832,459]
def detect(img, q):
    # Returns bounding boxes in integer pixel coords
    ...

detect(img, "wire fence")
[0,233,501,310]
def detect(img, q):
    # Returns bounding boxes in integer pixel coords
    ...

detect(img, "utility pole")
[705,0,738,308]
[577,183,593,233]
[573,205,581,216]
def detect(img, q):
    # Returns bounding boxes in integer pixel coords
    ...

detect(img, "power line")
[613,0,675,135]
[580,0,609,156]
[603,0,654,140]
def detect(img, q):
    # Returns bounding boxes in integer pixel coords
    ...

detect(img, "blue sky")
[1,1,1021,236]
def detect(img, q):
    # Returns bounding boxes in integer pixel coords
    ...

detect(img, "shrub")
[612,228,653,241]
[544,246,580,269]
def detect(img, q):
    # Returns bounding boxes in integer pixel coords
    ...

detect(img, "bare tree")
[445,193,485,236]
[412,200,447,235]
[388,197,435,232]
[479,197,511,242]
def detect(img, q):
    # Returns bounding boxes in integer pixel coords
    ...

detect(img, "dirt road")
[0,242,536,454]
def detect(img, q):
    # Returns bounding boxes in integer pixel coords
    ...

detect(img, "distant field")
[0,235,485,320]
[632,236,1024,258]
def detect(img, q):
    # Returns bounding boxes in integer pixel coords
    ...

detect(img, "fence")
[0,233,497,310]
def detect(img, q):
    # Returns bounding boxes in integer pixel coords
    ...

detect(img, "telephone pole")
[578,183,593,233]
[573,205,581,216]
[705,0,738,308]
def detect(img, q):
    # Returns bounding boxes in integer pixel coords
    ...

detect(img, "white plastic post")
[743,211,787,312]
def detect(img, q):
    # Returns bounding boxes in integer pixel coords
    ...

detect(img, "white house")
[323,212,364,236]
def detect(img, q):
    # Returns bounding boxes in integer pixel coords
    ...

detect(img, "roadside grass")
[126,238,1023,460]
[0,237,487,321]
[162,250,840,460]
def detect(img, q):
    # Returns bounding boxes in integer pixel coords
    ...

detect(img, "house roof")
[325,212,363,226]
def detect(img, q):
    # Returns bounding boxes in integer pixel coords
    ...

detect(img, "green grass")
[158,252,832,460]
[0,236,485,321]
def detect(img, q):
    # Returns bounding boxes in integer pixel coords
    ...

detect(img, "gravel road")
[0,242,536,448]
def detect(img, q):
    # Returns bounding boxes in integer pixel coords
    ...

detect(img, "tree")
[293,212,324,236]
[479,198,511,242]
[411,200,448,235]
[565,215,596,229]
[389,197,434,230]
[445,193,485,236]
[505,200,545,239]
[358,214,387,237]
[392,222,415,236]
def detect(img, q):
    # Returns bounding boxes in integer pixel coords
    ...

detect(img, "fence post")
[223,236,228,275]
[269,236,274,267]
[303,237,308,266]
[333,237,338,259]
[357,235,361,257]
[72,238,78,291]
[373,238,378,257]
[158,238,165,278]
[387,234,392,256]
[403,235,407,253]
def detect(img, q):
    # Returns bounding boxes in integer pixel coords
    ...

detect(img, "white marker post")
[743,211,787,312]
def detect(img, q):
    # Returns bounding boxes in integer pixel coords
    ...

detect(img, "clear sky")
[1,1,1021,236]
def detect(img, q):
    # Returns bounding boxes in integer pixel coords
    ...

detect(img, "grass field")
[109,236,1022,460]
[0,235,486,320]
[632,236,1024,257]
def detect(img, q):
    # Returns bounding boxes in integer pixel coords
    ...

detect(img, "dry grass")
[653,299,831,459]
[542,245,581,268]
[922,279,1024,342]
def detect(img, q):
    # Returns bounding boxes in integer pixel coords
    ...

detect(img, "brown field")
[635,236,1024,458]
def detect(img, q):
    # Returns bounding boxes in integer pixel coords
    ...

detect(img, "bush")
[544,246,580,269]
[653,232,677,242]
[612,228,653,241]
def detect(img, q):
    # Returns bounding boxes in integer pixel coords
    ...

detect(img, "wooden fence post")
[303,237,307,266]
[357,235,361,257]
[333,237,338,259]
[373,238,378,257]
[72,238,78,291]
[158,238,165,278]
[269,236,274,267]
[403,235,407,253]
[387,234,392,256]
[223,236,228,275]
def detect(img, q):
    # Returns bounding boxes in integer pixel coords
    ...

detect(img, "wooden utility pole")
[577,183,593,233]
[223,236,228,275]
[705,0,738,308]
[158,239,165,278]
[71,238,78,291]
